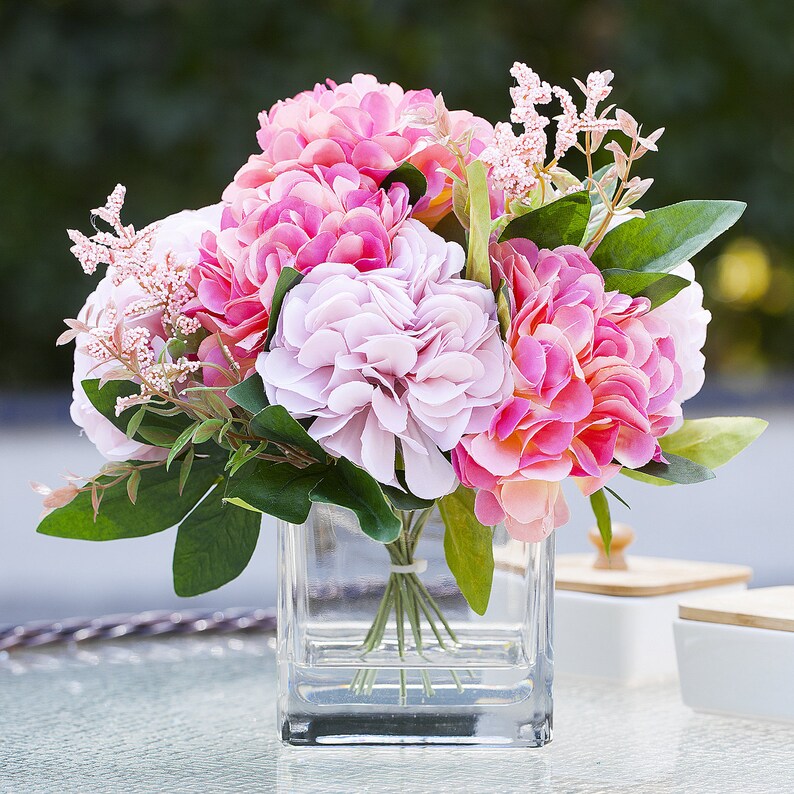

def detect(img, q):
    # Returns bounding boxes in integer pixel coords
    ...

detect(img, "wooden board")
[679,586,794,632]
[555,553,752,597]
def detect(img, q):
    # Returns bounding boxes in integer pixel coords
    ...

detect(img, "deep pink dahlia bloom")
[223,74,493,227]
[453,240,683,541]
[257,221,512,499]
[187,163,410,353]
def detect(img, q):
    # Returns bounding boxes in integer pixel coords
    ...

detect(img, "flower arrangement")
[36,65,765,642]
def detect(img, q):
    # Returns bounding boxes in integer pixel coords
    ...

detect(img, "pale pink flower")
[257,221,512,499]
[648,261,711,407]
[224,74,493,227]
[69,203,222,461]
[188,164,410,353]
[453,240,682,541]
[71,273,168,462]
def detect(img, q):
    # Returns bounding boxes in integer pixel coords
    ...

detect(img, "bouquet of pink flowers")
[36,65,764,619]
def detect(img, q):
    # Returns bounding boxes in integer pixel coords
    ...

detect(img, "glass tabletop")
[2,632,792,793]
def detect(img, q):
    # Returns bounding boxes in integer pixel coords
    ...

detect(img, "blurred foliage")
[1,0,793,386]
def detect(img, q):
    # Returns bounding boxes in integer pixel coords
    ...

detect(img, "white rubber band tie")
[389,559,428,575]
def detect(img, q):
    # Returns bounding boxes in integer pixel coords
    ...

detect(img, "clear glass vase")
[277,503,554,747]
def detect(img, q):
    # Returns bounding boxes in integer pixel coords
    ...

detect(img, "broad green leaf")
[381,484,435,512]
[249,405,327,461]
[465,159,492,289]
[172,484,261,596]
[226,373,270,414]
[589,489,612,556]
[601,269,691,309]
[499,191,591,249]
[223,460,328,524]
[380,162,428,206]
[438,485,494,616]
[264,267,303,351]
[659,417,767,470]
[627,451,715,485]
[622,417,766,486]
[591,200,746,274]
[82,379,193,442]
[37,458,220,540]
[309,458,401,543]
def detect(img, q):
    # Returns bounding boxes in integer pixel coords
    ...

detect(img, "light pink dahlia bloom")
[188,164,410,354]
[257,221,512,499]
[223,74,493,227]
[71,204,223,461]
[453,240,683,541]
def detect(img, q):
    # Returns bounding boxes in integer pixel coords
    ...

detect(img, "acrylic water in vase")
[278,504,554,746]
[35,64,764,750]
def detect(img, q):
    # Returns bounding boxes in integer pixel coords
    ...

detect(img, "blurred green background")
[2,0,793,388]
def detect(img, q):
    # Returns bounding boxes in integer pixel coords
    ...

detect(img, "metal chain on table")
[0,608,276,652]
[0,577,461,653]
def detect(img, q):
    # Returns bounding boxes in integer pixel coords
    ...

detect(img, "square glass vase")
[277,503,554,747]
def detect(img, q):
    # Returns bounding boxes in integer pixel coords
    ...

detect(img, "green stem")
[349,507,461,701]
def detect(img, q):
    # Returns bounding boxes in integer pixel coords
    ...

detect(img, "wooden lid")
[556,554,753,597]
[679,586,794,632]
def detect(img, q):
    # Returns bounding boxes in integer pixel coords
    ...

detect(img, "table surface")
[2,633,793,794]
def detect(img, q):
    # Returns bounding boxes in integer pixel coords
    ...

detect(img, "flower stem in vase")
[350,507,461,704]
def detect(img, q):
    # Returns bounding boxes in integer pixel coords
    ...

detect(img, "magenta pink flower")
[223,74,493,227]
[453,240,682,541]
[187,164,410,353]
[257,221,512,499]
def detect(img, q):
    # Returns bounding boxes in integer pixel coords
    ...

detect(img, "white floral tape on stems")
[389,559,428,575]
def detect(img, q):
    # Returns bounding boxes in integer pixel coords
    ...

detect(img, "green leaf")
[309,458,401,543]
[622,417,766,487]
[381,484,435,512]
[628,452,715,485]
[37,459,220,541]
[82,379,193,442]
[223,460,328,524]
[589,489,612,556]
[178,447,195,496]
[193,418,225,444]
[264,266,303,352]
[465,159,492,289]
[604,486,631,510]
[166,422,200,471]
[380,162,428,206]
[249,405,327,461]
[499,191,591,249]
[172,484,261,596]
[438,485,494,616]
[226,373,270,414]
[658,417,767,470]
[591,200,746,273]
[601,269,691,309]
[126,407,146,439]
[135,426,180,447]
[496,278,511,339]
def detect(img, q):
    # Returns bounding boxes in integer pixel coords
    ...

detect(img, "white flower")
[649,261,711,406]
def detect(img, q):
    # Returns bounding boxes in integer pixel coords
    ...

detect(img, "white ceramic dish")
[674,586,794,722]
[555,583,747,684]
